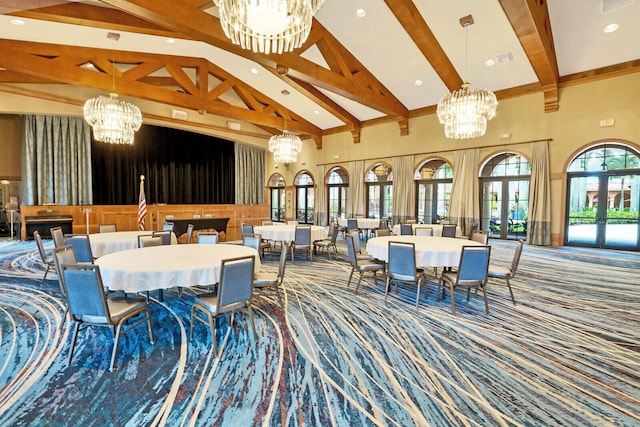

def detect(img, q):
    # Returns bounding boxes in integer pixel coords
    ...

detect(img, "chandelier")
[269,90,302,164]
[373,164,389,177]
[436,15,497,139]
[83,33,142,145]
[214,0,325,54]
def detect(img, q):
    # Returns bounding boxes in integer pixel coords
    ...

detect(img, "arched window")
[268,174,286,222]
[480,153,531,240]
[414,159,453,224]
[566,142,640,250]
[366,163,393,219]
[327,167,349,222]
[295,172,315,224]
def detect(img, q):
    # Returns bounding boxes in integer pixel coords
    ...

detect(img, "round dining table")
[89,230,178,258]
[95,243,260,293]
[253,224,326,242]
[366,235,484,268]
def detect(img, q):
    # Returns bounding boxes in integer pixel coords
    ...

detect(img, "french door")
[481,178,529,240]
[566,173,640,249]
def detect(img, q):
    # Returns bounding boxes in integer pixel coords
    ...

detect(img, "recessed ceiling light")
[166,38,175,44]
[313,110,320,115]
[10,19,25,26]
[603,23,619,33]
[485,59,496,66]
[356,9,366,18]
[85,63,96,69]
[250,68,258,74]
[414,80,423,86]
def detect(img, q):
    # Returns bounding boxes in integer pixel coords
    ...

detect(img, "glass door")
[566,173,640,249]
[482,179,528,240]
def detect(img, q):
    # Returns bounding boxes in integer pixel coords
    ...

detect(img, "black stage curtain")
[91,125,235,204]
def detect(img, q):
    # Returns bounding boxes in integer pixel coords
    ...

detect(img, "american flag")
[138,175,147,231]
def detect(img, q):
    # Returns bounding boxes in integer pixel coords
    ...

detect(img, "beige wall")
[2,73,639,244]
[270,73,640,245]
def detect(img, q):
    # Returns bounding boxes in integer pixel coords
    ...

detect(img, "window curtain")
[449,148,479,235]
[22,115,93,205]
[391,155,415,224]
[235,142,265,204]
[315,164,326,225]
[348,160,364,217]
[527,140,551,245]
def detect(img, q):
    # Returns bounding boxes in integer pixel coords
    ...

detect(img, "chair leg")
[506,278,516,304]
[347,268,355,288]
[247,304,258,340]
[68,321,81,367]
[110,322,124,371]
[145,307,155,344]
[208,312,218,356]
[482,284,490,315]
[449,283,456,315]
[354,272,364,295]
[384,276,391,305]
[41,263,52,286]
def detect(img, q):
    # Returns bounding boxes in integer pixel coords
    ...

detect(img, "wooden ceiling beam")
[384,0,463,92]
[95,0,409,134]
[499,0,560,112]
[0,39,321,138]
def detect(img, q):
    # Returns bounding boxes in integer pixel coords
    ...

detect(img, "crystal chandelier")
[269,90,302,164]
[214,0,325,54]
[83,33,142,145]
[373,164,389,177]
[436,15,497,139]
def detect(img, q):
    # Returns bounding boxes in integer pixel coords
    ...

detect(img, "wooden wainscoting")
[20,204,270,241]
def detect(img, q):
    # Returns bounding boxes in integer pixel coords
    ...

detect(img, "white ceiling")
[0,0,639,133]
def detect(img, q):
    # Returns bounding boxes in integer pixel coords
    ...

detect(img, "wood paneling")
[20,203,270,241]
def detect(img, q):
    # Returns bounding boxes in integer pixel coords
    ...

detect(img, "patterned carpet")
[0,238,638,426]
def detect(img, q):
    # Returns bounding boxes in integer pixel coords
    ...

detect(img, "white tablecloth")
[366,235,484,267]
[95,244,260,293]
[391,223,462,237]
[89,231,178,258]
[254,224,326,242]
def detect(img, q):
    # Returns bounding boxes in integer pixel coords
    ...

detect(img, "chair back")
[50,227,66,248]
[510,239,525,277]
[379,218,389,230]
[162,222,174,232]
[470,230,489,244]
[442,224,457,238]
[138,235,163,248]
[467,221,479,239]
[53,244,77,295]
[243,234,261,252]
[185,223,194,244]
[153,230,173,245]
[347,218,358,232]
[98,224,117,233]
[261,219,273,226]
[456,246,491,283]
[414,227,433,236]
[65,234,94,263]
[197,231,219,244]
[62,263,110,323]
[294,226,312,245]
[277,243,289,282]
[327,222,339,243]
[374,228,390,237]
[349,231,363,254]
[218,256,255,311]
[33,230,49,263]
[241,223,255,236]
[400,224,413,235]
[345,234,358,267]
[388,241,417,281]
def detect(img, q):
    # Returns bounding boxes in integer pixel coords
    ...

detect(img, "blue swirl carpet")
[0,238,638,426]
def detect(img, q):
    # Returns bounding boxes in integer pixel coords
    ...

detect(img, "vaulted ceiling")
[1,0,639,149]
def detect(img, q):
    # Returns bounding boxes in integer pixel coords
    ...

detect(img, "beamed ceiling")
[0,0,639,149]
